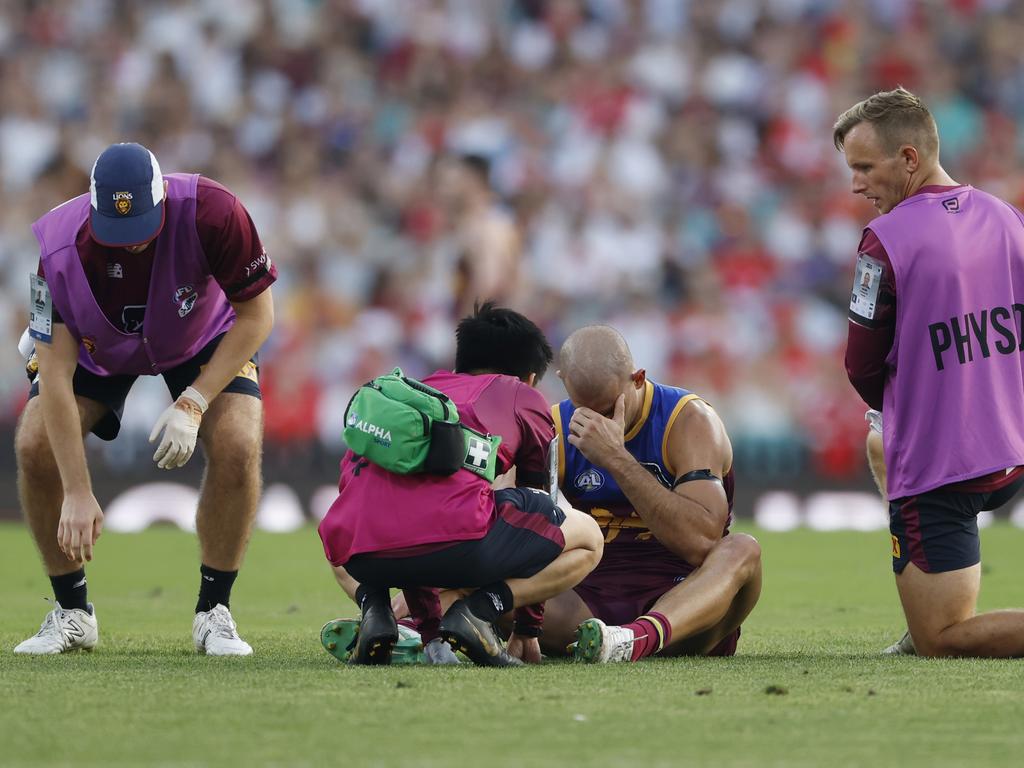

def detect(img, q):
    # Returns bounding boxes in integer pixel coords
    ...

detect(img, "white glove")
[18,327,33,359]
[149,386,208,469]
[865,409,883,435]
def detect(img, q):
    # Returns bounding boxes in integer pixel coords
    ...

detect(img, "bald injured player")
[545,325,763,662]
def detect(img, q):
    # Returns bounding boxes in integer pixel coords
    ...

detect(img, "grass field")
[2,522,1024,768]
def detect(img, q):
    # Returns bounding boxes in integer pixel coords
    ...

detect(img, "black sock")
[355,584,389,613]
[465,581,513,623]
[50,569,88,612]
[196,564,238,613]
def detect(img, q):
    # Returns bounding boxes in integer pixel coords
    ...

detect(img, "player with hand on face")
[541,325,762,662]
[15,142,275,656]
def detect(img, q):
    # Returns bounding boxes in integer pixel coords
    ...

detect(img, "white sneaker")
[882,630,917,655]
[192,604,253,656]
[14,602,98,654]
[573,618,636,663]
[423,637,461,665]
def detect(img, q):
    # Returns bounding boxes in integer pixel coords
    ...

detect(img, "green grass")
[2,522,1024,767]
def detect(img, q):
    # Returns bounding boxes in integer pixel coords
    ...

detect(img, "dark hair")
[455,301,553,382]
[459,153,491,186]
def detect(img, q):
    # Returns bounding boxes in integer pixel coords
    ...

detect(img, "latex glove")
[149,386,208,469]
[865,409,883,435]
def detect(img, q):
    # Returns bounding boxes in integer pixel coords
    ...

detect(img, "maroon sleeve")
[195,177,277,302]
[513,602,545,636]
[845,228,896,411]
[513,384,556,489]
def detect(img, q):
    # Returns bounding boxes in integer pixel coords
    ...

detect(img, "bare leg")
[195,394,263,571]
[896,562,1024,657]
[866,431,886,500]
[15,396,108,576]
[654,533,763,656]
[332,565,360,602]
[536,589,592,656]
[504,508,603,607]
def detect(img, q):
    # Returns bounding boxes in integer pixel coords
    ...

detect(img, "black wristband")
[512,623,542,638]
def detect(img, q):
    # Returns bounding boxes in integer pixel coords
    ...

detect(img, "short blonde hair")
[833,87,939,159]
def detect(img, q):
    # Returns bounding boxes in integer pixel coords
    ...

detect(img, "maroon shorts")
[573,537,740,657]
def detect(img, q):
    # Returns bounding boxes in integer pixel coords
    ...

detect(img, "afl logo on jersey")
[575,468,604,492]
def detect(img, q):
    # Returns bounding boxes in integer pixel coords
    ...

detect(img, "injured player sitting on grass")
[329,325,762,664]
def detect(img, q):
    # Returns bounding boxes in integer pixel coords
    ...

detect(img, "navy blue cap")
[89,143,166,247]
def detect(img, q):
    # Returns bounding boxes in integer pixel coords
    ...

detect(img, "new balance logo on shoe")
[66,619,85,640]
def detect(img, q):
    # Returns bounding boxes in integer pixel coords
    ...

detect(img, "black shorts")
[29,332,261,441]
[889,475,1024,574]
[345,487,567,590]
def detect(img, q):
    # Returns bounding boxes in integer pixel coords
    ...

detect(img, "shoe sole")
[321,620,427,665]
[321,620,359,662]
[439,621,522,668]
[350,626,398,665]
[573,619,604,663]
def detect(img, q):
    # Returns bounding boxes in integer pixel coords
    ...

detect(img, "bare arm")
[567,396,731,565]
[35,323,103,561]
[189,288,274,403]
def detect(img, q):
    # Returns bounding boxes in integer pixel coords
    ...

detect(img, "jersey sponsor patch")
[121,304,146,334]
[850,252,884,321]
[28,274,53,343]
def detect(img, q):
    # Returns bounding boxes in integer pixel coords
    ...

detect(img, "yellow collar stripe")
[624,380,655,442]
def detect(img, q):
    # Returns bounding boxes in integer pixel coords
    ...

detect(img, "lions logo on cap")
[113,191,133,215]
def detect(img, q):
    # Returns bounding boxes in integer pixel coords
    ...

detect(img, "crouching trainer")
[318,303,603,666]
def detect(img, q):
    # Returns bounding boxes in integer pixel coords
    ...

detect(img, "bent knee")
[725,532,762,565]
[709,533,761,582]
[15,419,56,476]
[202,430,262,469]
[913,636,958,658]
[563,510,604,558]
[911,629,970,659]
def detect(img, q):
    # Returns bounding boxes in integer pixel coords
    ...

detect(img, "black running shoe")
[439,599,522,667]
[350,595,398,665]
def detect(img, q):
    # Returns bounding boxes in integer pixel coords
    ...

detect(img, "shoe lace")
[35,600,66,638]
[606,625,638,660]
[207,608,240,640]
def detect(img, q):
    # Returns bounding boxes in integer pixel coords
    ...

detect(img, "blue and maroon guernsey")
[553,379,734,553]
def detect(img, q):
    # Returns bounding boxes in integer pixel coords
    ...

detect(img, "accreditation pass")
[29,273,53,343]
[850,253,883,321]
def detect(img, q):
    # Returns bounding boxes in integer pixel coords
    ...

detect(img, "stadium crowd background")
[1,0,1021,493]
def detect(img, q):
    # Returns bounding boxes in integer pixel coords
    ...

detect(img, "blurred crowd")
[2,0,1023,480]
